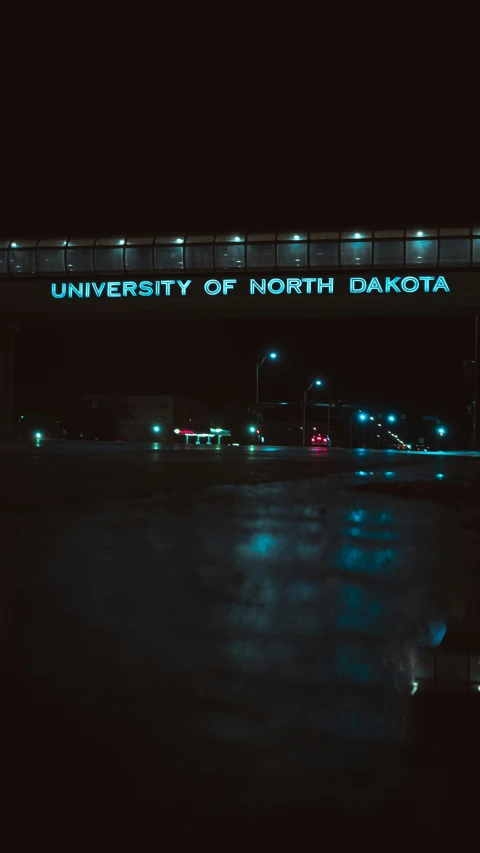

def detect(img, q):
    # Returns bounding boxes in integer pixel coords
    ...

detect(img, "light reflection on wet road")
[2,444,480,832]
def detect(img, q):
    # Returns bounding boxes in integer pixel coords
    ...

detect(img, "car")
[311,433,331,446]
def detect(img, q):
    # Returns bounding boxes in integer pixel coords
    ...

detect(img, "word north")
[51,280,192,298]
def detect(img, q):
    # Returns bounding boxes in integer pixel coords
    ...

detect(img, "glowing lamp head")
[249,426,256,433]
[416,231,424,237]
[315,380,322,386]
[35,432,42,439]
[293,235,300,240]
[354,232,361,239]
[358,413,367,421]
[388,415,396,422]
[152,425,161,433]
[269,352,277,359]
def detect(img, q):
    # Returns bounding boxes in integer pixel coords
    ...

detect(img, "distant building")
[87,394,206,441]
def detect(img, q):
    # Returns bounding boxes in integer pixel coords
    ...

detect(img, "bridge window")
[95,247,124,272]
[185,245,214,270]
[277,242,307,268]
[341,241,372,268]
[9,248,36,275]
[373,240,404,267]
[472,239,480,264]
[439,238,470,266]
[309,241,339,268]
[154,245,184,270]
[246,243,275,268]
[66,247,94,273]
[405,239,437,266]
[125,247,153,272]
[38,249,66,274]
[215,244,245,269]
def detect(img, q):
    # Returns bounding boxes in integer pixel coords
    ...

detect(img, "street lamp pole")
[255,352,277,404]
[473,315,478,450]
[303,380,322,447]
[255,361,261,405]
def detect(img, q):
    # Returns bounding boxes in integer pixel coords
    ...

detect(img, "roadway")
[2,442,480,843]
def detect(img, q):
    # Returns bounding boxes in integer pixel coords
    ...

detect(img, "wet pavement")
[3,443,480,844]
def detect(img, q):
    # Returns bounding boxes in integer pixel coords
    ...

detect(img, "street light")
[303,380,322,447]
[152,425,161,433]
[255,352,278,403]
[358,412,368,421]
[34,432,42,440]
[248,425,256,434]
[387,414,396,422]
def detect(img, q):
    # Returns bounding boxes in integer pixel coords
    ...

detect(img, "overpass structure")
[1,227,479,436]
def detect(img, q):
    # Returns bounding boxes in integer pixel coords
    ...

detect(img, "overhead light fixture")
[354,233,361,239]
[416,231,424,237]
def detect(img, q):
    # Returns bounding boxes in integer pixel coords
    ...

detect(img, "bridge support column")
[0,326,15,440]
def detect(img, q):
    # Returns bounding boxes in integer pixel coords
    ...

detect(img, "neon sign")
[51,275,451,299]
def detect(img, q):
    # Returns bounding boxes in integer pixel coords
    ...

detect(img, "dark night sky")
[1,20,477,422]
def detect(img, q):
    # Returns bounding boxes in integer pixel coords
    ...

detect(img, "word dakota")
[51,275,451,300]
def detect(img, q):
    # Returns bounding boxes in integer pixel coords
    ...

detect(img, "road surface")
[3,443,480,843]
